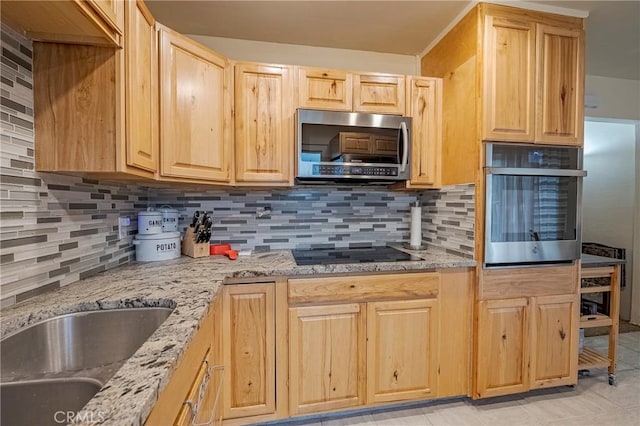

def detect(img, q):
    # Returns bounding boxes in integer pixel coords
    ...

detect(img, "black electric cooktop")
[292,246,422,266]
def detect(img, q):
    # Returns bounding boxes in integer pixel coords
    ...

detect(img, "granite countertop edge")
[0,248,475,426]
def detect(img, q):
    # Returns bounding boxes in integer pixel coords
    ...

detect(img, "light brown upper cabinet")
[354,73,405,115]
[158,25,233,183]
[482,15,536,142]
[2,0,123,47]
[34,0,157,179]
[482,8,584,145]
[234,62,294,186]
[535,24,583,145]
[297,67,405,115]
[125,0,157,173]
[422,3,584,186]
[400,76,443,189]
[297,67,353,111]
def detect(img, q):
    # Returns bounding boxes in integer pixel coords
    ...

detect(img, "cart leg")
[608,374,616,385]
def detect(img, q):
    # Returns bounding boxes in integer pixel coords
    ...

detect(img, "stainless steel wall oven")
[484,143,586,267]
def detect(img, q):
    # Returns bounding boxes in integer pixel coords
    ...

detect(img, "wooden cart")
[579,255,624,385]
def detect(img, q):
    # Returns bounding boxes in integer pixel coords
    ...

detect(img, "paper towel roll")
[410,205,422,248]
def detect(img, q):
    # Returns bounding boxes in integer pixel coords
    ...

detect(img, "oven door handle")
[485,167,587,177]
[399,121,409,173]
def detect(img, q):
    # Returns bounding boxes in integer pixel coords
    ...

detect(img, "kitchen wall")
[0,24,144,308]
[583,120,637,320]
[186,35,419,75]
[585,75,640,122]
[633,125,640,326]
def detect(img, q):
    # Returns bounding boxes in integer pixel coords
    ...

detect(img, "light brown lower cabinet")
[212,270,472,424]
[222,283,275,419]
[286,269,472,417]
[475,264,579,399]
[145,297,223,425]
[530,294,579,389]
[367,299,439,403]
[476,297,530,398]
[289,303,366,415]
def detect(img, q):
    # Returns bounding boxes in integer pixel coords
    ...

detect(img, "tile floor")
[283,332,640,426]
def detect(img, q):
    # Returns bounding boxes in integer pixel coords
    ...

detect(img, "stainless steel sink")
[1,307,173,379]
[0,378,103,426]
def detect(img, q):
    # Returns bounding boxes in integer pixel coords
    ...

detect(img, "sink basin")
[0,378,103,426]
[1,307,173,379]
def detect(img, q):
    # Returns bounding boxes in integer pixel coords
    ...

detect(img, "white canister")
[159,207,179,232]
[138,211,163,235]
[133,232,181,261]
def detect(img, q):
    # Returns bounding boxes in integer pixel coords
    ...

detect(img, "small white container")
[159,207,179,232]
[133,232,181,261]
[138,211,163,235]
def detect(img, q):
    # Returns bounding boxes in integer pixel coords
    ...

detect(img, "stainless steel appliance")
[484,143,586,266]
[296,109,411,182]
[292,246,422,265]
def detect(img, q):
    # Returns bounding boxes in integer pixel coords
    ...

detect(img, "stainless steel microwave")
[296,109,411,182]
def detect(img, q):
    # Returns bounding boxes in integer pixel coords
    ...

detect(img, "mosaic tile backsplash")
[0,22,475,308]
[0,24,142,307]
[149,187,419,251]
[149,184,475,258]
[420,183,475,259]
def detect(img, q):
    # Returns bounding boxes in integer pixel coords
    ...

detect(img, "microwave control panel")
[312,164,398,177]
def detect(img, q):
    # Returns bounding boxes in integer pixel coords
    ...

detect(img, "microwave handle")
[400,121,409,173]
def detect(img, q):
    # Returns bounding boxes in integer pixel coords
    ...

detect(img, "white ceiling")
[146,1,640,81]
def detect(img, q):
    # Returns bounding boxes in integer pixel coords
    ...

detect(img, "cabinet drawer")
[288,272,439,304]
[175,350,224,426]
[479,264,578,299]
[145,303,215,425]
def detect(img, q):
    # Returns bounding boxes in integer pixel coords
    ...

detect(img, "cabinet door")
[535,24,583,145]
[1,0,122,47]
[476,298,529,398]
[530,294,579,388]
[235,62,293,185]
[298,67,353,111]
[222,284,275,419]
[90,0,122,31]
[159,26,232,182]
[482,15,536,142]
[367,299,438,403]
[353,73,405,115]
[125,0,157,172]
[406,76,442,187]
[289,304,366,415]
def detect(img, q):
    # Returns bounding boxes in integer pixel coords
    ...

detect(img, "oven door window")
[489,175,578,243]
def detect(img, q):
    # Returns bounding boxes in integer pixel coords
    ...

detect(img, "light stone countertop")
[0,247,475,426]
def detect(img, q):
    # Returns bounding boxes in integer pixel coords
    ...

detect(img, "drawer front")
[288,272,439,304]
[479,264,578,300]
[175,349,218,426]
